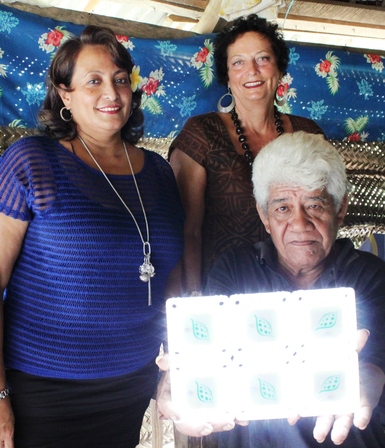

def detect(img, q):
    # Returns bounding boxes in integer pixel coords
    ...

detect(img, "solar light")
[166,287,359,422]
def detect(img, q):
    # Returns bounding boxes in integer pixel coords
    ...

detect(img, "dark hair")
[38,25,144,144]
[214,14,290,86]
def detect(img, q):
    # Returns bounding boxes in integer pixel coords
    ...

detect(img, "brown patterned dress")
[169,112,325,287]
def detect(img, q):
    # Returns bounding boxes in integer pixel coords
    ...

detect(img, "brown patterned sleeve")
[168,113,221,168]
[289,115,327,138]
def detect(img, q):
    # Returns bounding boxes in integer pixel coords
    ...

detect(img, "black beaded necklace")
[230,105,284,166]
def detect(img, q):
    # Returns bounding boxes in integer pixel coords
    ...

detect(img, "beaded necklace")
[230,105,284,166]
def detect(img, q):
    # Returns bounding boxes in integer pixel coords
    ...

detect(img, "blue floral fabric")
[0,4,384,141]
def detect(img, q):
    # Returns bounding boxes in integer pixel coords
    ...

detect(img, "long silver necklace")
[78,135,155,306]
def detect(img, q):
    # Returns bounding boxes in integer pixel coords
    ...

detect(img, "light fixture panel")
[166,288,359,422]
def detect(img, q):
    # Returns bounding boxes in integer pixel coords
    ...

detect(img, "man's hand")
[155,354,239,437]
[289,329,385,445]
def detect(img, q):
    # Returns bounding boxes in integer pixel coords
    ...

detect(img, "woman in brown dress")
[168,14,325,296]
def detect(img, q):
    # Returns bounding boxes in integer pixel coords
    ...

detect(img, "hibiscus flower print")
[275,73,296,114]
[38,26,74,55]
[319,59,332,75]
[364,53,384,72]
[139,68,166,114]
[346,132,361,142]
[315,51,340,95]
[116,34,134,51]
[142,77,159,96]
[366,54,381,64]
[196,47,209,63]
[46,29,63,46]
[191,39,214,88]
[343,116,369,142]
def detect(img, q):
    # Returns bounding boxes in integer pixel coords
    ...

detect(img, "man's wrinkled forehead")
[267,186,331,206]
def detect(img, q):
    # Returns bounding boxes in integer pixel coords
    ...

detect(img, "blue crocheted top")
[0,136,184,379]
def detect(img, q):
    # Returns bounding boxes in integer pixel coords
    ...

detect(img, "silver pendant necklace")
[78,135,155,306]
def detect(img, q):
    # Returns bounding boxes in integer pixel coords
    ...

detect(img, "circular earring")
[60,107,72,122]
[275,84,288,107]
[217,87,235,113]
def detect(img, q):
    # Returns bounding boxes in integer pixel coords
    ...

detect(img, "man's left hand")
[289,329,385,445]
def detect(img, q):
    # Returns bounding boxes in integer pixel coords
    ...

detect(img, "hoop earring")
[217,87,235,113]
[275,84,287,107]
[60,107,72,122]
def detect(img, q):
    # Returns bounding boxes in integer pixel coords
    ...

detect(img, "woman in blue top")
[0,25,184,448]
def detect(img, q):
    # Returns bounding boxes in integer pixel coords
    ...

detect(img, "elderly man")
[158,131,385,447]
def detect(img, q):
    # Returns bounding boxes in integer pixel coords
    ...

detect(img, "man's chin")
[282,249,324,271]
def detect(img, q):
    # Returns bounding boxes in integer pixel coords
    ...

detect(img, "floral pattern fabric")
[0,4,384,141]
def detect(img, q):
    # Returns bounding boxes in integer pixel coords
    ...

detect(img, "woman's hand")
[0,210,29,448]
[0,398,14,448]
[155,354,241,437]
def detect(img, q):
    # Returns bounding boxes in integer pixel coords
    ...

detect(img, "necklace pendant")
[139,255,155,282]
[78,136,154,306]
[139,256,154,306]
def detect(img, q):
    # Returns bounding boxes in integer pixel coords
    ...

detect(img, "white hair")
[252,131,349,214]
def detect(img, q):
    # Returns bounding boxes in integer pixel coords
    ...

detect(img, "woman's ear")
[257,203,271,234]
[337,194,349,227]
[58,84,71,109]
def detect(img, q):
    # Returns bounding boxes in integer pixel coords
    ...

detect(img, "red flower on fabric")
[347,132,361,142]
[319,59,332,74]
[116,34,129,44]
[277,84,288,97]
[196,47,209,63]
[142,77,159,95]
[46,29,64,47]
[367,54,381,64]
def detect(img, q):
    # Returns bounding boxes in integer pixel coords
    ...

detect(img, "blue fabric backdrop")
[0,4,384,141]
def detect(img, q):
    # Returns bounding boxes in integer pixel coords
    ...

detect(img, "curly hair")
[214,14,290,86]
[38,25,144,144]
[252,132,349,214]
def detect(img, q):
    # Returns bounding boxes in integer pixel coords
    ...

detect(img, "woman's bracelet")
[0,388,9,401]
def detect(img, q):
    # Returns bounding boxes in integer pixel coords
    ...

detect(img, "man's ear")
[336,194,349,228]
[256,203,270,234]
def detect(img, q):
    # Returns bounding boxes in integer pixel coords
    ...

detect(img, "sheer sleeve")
[0,137,56,221]
[0,140,33,221]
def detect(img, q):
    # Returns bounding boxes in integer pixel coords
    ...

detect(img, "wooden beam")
[4,1,197,38]
[280,0,385,26]
[192,0,222,33]
[168,14,199,23]
[154,0,208,12]
[278,17,385,53]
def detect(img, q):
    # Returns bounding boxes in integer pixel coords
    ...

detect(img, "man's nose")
[289,208,313,231]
